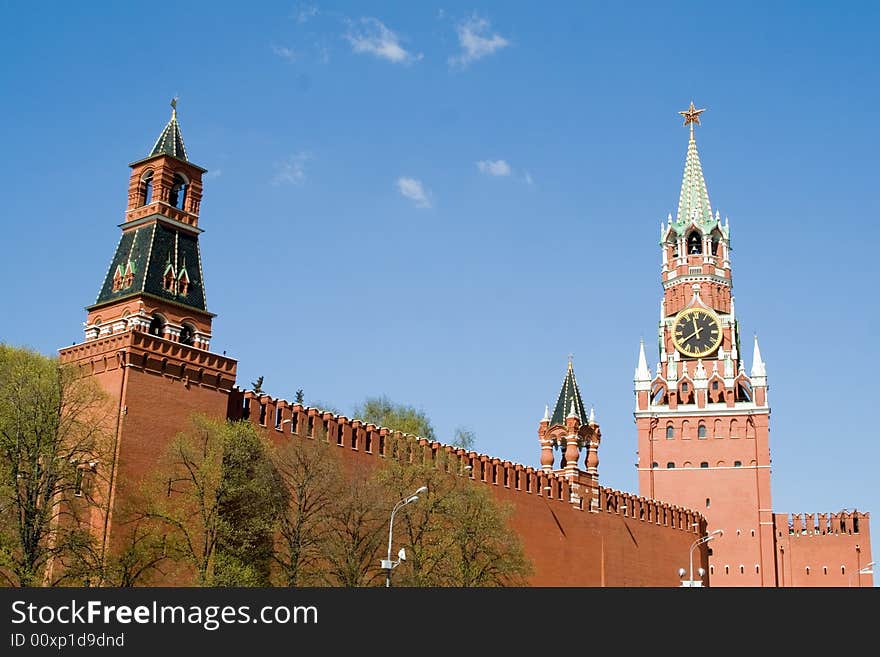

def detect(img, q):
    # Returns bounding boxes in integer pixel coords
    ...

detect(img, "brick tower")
[538,359,602,511]
[634,103,775,586]
[58,101,237,565]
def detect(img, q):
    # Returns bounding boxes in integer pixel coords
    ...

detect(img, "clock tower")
[634,104,775,586]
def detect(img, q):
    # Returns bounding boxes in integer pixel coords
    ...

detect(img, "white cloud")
[204,169,223,180]
[397,177,431,208]
[449,16,509,67]
[294,4,318,24]
[272,45,298,62]
[476,159,511,177]
[345,17,421,64]
[524,171,534,185]
[273,152,311,185]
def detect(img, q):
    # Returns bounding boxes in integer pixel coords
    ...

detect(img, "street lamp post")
[849,561,875,588]
[681,529,722,587]
[383,485,428,588]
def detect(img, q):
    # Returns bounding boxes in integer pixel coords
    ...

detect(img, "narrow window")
[706,497,710,508]
[725,566,730,575]
[806,567,810,575]
[492,465,498,484]
[74,469,84,497]
[739,565,744,574]
[141,170,154,206]
[242,398,251,420]
[148,314,165,337]
[169,174,188,210]
[307,415,314,436]
[681,382,688,392]
[823,567,828,575]
[378,434,385,456]
[687,231,702,254]
[179,324,195,346]
[480,461,486,481]
[652,462,658,469]
[734,460,742,467]
[710,565,714,575]
[515,471,521,490]
[666,425,674,439]
[338,426,345,446]
[712,381,719,390]
[756,565,760,574]
[698,424,707,439]
[365,432,372,453]
[841,566,846,575]
[666,462,675,469]
[700,462,709,468]
[751,530,755,537]
[258,403,266,426]
[350,427,357,449]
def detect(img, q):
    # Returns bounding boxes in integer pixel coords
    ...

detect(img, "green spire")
[675,122,712,226]
[149,97,188,161]
[550,358,588,426]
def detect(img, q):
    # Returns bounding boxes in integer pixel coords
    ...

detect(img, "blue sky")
[2,2,879,575]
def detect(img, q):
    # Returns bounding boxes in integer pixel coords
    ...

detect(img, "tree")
[294,389,304,405]
[320,464,387,587]
[453,427,476,451]
[270,433,343,586]
[351,396,435,441]
[251,376,264,395]
[376,438,532,587]
[0,344,114,587]
[137,416,280,586]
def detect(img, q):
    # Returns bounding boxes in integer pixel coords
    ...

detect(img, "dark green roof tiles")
[550,361,588,426]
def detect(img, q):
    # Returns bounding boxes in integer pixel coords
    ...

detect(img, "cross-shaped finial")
[567,353,574,369]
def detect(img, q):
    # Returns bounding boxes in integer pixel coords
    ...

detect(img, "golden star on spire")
[679,101,705,128]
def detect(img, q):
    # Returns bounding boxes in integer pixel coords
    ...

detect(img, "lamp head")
[698,567,705,577]
[415,485,428,495]
[678,568,686,577]
[397,547,406,562]
[406,495,419,504]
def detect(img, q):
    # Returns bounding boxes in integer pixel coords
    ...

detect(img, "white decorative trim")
[639,464,770,471]
[635,404,769,418]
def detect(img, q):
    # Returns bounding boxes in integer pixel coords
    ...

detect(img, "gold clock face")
[671,307,722,358]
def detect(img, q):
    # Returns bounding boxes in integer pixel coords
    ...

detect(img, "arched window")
[179,323,195,347]
[169,173,188,210]
[141,170,154,206]
[148,314,165,338]
[734,460,742,467]
[687,231,702,255]
[710,235,720,256]
[700,462,709,468]
[666,462,675,469]
[651,462,658,469]
[705,497,710,508]
[666,424,674,440]
[698,423,707,439]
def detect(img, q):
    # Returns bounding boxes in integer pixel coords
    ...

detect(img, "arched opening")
[141,170,154,206]
[148,314,165,338]
[687,231,702,255]
[179,323,195,347]
[666,424,674,440]
[710,231,721,256]
[169,173,188,210]
[698,423,707,439]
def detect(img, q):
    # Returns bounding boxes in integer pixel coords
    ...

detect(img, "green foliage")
[138,416,281,586]
[270,433,343,586]
[376,439,532,587]
[0,344,113,587]
[251,376,264,394]
[294,389,304,405]
[214,421,284,586]
[453,427,476,450]
[352,396,435,441]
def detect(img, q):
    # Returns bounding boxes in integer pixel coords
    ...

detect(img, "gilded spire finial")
[567,353,574,370]
[170,96,178,119]
[679,100,705,139]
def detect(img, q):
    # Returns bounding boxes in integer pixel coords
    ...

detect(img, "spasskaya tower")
[634,103,774,586]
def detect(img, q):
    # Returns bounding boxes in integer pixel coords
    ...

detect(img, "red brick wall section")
[773,512,873,588]
[233,390,708,587]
